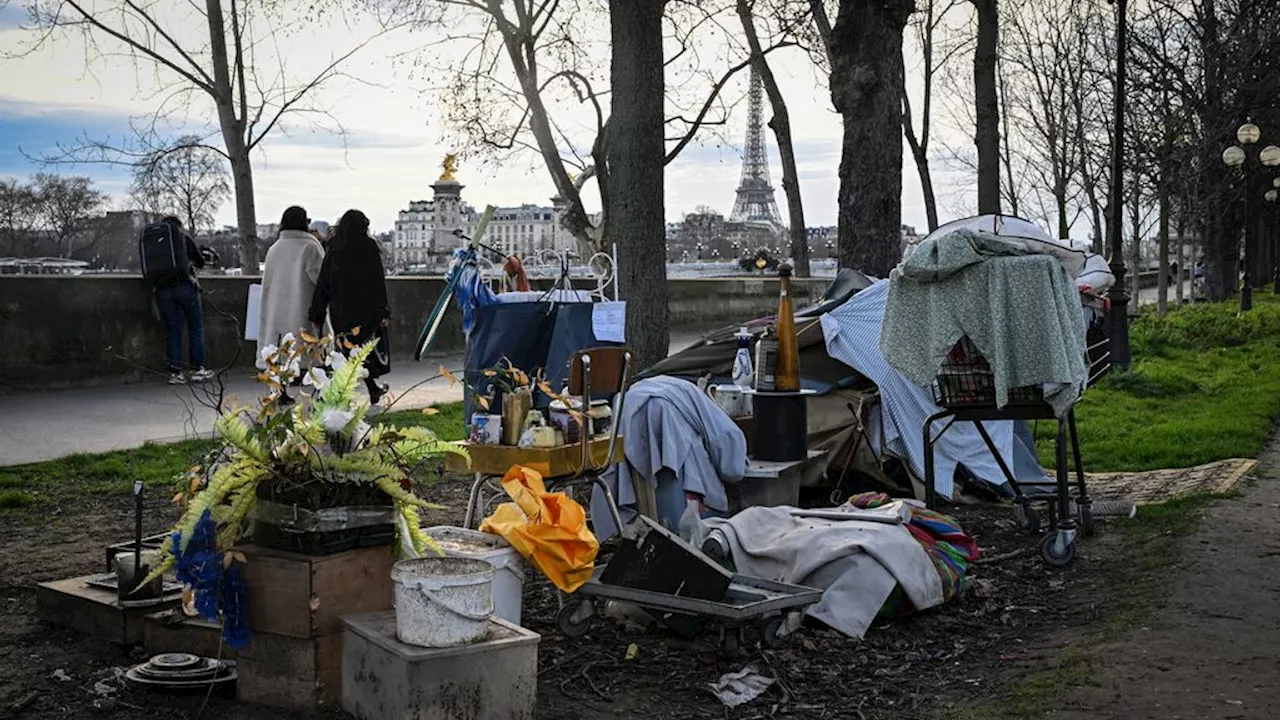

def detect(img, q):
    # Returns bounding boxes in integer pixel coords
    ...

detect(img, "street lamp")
[1105,0,1131,368]
[1220,122,1280,311]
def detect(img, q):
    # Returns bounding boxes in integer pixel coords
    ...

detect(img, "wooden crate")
[35,576,181,645]
[143,610,236,660]
[236,631,343,709]
[237,544,396,639]
[445,436,624,477]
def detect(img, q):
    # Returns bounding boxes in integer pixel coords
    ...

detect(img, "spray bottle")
[732,327,754,388]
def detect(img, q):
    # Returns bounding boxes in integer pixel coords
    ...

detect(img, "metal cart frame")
[923,324,1110,568]
[556,566,822,653]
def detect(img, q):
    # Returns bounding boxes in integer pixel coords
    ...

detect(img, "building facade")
[392,181,577,269]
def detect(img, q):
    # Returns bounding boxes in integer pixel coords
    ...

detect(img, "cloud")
[0,4,28,29]
[0,98,135,193]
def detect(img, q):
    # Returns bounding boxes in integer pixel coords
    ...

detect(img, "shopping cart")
[923,318,1111,568]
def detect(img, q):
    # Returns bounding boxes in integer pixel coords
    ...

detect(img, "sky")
[0,2,978,236]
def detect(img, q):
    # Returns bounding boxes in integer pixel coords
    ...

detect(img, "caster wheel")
[1013,503,1041,534]
[557,597,593,638]
[1039,531,1076,568]
[760,616,784,649]
[1078,501,1095,537]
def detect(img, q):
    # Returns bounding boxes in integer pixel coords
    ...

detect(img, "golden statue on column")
[439,153,458,182]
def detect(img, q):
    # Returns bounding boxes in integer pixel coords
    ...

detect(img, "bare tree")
[0,179,41,256]
[1001,0,1100,239]
[902,0,966,232]
[388,0,786,257]
[131,137,231,235]
[609,0,669,368]
[816,0,914,277]
[31,173,106,258]
[737,0,811,276]
[971,0,1000,214]
[14,1,402,266]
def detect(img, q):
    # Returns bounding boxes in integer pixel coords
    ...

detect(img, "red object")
[503,256,531,292]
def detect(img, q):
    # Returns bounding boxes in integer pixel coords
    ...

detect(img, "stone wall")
[0,274,827,390]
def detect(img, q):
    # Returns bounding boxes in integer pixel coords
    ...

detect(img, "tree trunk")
[1175,204,1186,305]
[1055,184,1069,240]
[608,0,668,370]
[1129,180,1141,308]
[1157,171,1170,315]
[901,54,938,231]
[830,0,913,277]
[207,0,257,269]
[972,0,1000,215]
[737,0,810,277]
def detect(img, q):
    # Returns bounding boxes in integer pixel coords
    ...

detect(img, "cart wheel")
[760,617,784,649]
[1013,503,1041,534]
[1078,501,1095,537]
[1039,531,1076,568]
[557,597,593,638]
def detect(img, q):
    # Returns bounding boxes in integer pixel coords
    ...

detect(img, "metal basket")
[932,337,1045,408]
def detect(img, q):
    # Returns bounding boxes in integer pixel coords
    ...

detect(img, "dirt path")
[1054,444,1280,719]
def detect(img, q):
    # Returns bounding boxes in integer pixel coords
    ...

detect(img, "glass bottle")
[774,263,801,391]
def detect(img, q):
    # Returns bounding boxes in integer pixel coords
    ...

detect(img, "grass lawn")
[1036,291,1280,471]
[0,403,468,510]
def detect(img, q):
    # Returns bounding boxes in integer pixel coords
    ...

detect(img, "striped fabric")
[847,492,981,616]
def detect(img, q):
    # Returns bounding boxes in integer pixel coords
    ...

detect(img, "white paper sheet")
[591,301,626,342]
[244,283,262,341]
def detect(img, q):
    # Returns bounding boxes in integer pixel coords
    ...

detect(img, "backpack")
[139,220,191,284]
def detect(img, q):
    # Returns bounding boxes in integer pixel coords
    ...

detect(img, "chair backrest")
[567,346,633,479]
[568,347,634,397]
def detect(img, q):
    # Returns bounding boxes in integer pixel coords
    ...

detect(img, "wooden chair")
[560,346,634,533]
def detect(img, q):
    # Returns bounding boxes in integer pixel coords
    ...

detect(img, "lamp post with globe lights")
[1105,0,1131,367]
[1267,182,1280,293]
[1221,121,1280,311]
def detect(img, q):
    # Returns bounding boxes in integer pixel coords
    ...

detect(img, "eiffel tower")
[729,66,783,225]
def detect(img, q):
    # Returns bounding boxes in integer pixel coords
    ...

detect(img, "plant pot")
[501,391,532,446]
[251,482,396,556]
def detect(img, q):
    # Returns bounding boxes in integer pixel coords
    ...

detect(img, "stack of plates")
[124,653,236,692]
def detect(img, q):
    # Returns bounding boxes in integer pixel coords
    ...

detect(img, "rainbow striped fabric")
[847,492,981,616]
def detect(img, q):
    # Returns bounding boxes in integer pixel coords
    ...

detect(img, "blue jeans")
[156,281,206,371]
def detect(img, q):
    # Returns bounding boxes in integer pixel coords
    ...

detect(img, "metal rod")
[1105,0,1132,368]
[132,480,143,594]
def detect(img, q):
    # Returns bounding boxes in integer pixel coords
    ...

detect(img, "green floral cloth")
[880,229,1087,417]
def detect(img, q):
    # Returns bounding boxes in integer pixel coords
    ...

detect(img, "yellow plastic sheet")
[479,465,600,593]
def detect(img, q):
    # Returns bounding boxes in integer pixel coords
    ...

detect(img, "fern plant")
[144,330,468,649]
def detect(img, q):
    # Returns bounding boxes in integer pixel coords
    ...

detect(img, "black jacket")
[308,235,390,339]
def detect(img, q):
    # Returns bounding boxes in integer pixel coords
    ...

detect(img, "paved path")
[0,327,713,466]
[1057,443,1280,719]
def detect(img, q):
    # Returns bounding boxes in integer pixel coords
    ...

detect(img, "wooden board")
[237,631,343,709]
[35,576,181,645]
[237,544,395,639]
[445,436,624,477]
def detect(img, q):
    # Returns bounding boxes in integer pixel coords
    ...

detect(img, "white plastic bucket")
[426,526,526,626]
[391,557,495,647]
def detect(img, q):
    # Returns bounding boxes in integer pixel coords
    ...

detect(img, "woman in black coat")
[309,209,392,404]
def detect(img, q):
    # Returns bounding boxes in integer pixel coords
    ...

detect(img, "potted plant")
[142,330,467,649]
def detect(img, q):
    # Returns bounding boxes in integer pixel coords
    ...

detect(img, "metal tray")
[575,565,822,621]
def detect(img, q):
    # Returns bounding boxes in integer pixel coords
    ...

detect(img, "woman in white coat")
[258,205,327,403]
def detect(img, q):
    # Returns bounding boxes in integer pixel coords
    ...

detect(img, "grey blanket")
[704,503,944,639]
[591,376,748,540]
[881,229,1088,417]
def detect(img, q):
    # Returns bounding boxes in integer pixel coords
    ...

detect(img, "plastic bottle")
[732,327,754,388]
[754,326,778,392]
